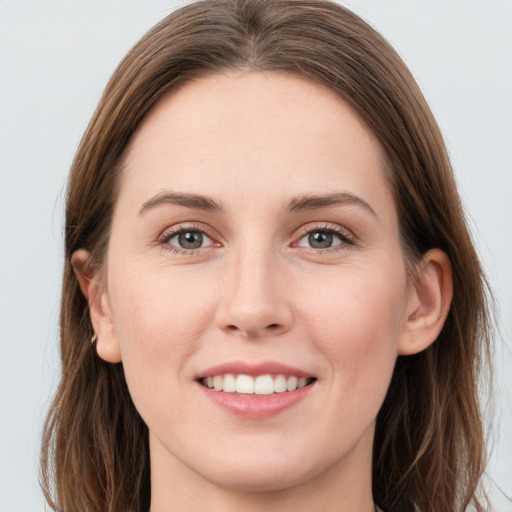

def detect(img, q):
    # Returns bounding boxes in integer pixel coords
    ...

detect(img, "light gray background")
[1,1,511,511]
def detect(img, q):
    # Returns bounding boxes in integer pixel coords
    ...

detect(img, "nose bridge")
[216,239,291,337]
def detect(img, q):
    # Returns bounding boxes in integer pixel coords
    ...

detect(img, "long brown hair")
[41,1,493,511]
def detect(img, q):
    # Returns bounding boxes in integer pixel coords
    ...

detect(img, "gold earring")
[91,334,97,344]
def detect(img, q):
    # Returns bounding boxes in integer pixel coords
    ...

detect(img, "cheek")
[106,264,224,434]
[299,261,407,388]
[107,265,216,389]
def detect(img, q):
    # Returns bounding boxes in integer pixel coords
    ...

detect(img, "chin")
[204,463,315,493]
[191,445,333,494]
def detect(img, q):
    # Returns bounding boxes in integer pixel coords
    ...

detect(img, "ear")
[71,249,122,363]
[398,248,453,356]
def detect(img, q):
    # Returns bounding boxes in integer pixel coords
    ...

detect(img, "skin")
[74,72,452,512]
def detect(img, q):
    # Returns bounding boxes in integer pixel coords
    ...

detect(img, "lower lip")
[197,381,315,418]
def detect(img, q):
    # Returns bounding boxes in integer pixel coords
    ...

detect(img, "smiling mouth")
[200,373,316,395]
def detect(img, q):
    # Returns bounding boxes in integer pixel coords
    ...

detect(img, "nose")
[215,246,293,339]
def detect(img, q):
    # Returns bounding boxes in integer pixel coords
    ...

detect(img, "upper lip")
[196,360,314,379]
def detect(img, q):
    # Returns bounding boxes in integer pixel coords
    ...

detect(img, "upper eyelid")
[292,223,357,251]
[294,222,354,238]
[158,222,218,241]
[157,224,219,254]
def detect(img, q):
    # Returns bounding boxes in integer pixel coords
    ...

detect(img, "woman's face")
[96,72,418,494]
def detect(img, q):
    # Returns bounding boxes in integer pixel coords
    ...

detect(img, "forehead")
[120,71,393,220]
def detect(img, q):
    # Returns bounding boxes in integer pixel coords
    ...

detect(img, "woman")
[41,1,493,511]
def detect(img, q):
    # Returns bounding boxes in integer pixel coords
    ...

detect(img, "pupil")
[179,231,203,249]
[309,231,332,249]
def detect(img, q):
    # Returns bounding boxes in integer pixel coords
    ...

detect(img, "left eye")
[297,230,344,249]
[167,230,213,250]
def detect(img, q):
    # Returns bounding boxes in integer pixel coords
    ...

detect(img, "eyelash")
[158,223,219,255]
[294,223,356,253]
[157,222,356,255]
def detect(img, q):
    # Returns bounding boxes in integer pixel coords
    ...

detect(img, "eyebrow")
[287,192,378,218]
[138,190,377,218]
[138,191,224,216]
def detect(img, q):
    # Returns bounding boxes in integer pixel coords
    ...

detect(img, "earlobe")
[398,249,453,356]
[71,249,122,363]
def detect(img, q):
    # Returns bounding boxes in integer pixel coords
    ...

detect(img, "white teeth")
[297,377,308,389]
[236,374,255,394]
[202,373,314,395]
[286,376,298,391]
[254,375,274,395]
[213,375,223,391]
[274,374,287,393]
[223,373,236,393]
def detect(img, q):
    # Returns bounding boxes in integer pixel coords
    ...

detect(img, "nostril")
[223,323,281,335]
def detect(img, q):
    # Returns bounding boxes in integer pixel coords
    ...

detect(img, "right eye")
[159,224,219,254]
[167,230,212,250]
